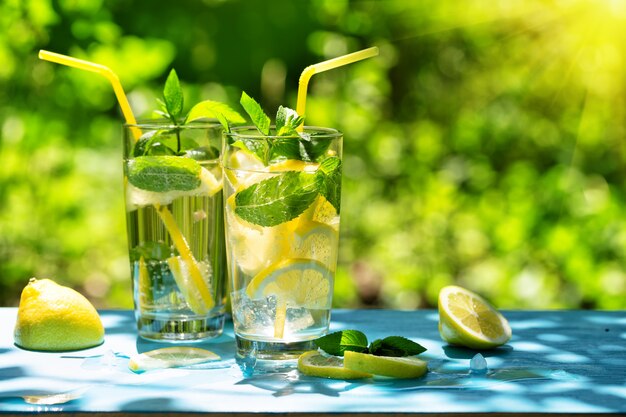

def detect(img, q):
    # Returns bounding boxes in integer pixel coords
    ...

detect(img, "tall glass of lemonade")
[123,121,227,341]
[223,125,342,359]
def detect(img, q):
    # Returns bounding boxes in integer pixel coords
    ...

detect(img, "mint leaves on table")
[133,69,244,157]
[314,330,427,357]
[232,91,332,164]
[234,156,342,227]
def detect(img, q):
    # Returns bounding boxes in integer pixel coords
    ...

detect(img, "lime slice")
[127,156,202,192]
[438,285,511,349]
[128,347,220,373]
[167,256,213,315]
[298,351,372,380]
[245,258,333,309]
[344,351,428,379]
[293,221,338,270]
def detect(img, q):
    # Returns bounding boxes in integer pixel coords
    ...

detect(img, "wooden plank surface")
[0,308,625,415]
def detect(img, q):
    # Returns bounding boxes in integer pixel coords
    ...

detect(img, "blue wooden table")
[0,308,625,416]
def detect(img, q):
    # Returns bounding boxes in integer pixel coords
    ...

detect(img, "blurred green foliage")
[1,0,625,309]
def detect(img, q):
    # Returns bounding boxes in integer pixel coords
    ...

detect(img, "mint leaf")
[127,156,201,192]
[315,157,342,213]
[276,106,304,136]
[368,336,427,357]
[298,133,333,162]
[163,69,184,120]
[186,100,246,124]
[234,171,318,227]
[240,91,270,135]
[232,139,270,165]
[314,330,369,356]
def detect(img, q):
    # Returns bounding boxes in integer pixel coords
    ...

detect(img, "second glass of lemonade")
[223,126,343,360]
[123,121,227,341]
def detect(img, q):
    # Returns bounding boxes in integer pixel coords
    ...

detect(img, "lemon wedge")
[245,258,333,309]
[167,256,213,315]
[128,347,220,373]
[438,285,512,349]
[298,351,372,380]
[14,278,104,351]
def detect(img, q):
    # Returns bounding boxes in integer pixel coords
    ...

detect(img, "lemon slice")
[298,351,372,380]
[293,221,339,270]
[269,159,319,172]
[128,347,220,373]
[245,258,333,309]
[198,166,222,197]
[344,351,428,379]
[438,285,512,349]
[225,194,295,277]
[167,256,213,315]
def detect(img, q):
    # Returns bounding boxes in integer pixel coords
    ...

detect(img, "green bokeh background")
[1,0,625,309]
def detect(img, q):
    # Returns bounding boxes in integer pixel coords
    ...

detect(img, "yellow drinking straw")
[272,47,380,339]
[295,46,379,131]
[38,50,215,312]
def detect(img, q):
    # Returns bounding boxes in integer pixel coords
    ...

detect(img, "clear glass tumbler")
[222,126,343,360]
[123,121,226,341]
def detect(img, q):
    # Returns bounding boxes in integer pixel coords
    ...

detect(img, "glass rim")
[123,118,221,130]
[225,125,342,140]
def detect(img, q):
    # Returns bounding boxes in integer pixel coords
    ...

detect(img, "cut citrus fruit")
[167,256,213,315]
[14,278,104,351]
[269,159,319,172]
[225,194,295,277]
[298,351,372,379]
[198,166,222,197]
[245,258,333,309]
[344,351,428,379]
[128,347,220,373]
[293,221,338,270]
[438,285,511,349]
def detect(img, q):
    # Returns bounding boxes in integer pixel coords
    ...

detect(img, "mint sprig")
[234,156,341,227]
[314,330,427,358]
[133,69,244,157]
[232,91,332,164]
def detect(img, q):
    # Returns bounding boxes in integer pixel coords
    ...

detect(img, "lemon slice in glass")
[269,159,319,172]
[297,351,372,379]
[167,256,213,315]
[128,347,220,373]
[245,258,333,309]
[343,351,428,379]
[293,221,339,271]
[438,285,512,349]
[225,194,296,277]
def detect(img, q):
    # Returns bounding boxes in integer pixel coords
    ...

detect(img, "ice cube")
[470,353,488,375]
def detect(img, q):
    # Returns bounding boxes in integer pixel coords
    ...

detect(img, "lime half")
[438,285,511,349]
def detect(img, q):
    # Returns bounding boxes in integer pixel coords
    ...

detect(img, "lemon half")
[438,285,511,349]
[14,278,104,351]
